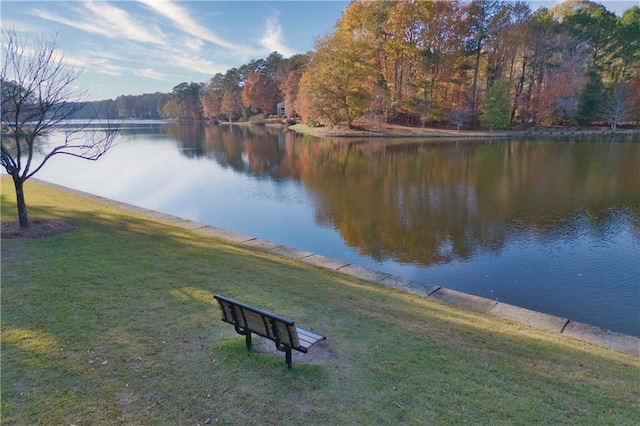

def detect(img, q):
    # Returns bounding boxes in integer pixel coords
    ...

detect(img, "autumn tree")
[297,19,378,127]
[380,0,421,116]
[483,2,531,87]
[276,54,309,118]
[241,52,285,114]
[241,72,279,115]
[201,73,224,120]
[533,59,586,125]
[166,82,203,121]
[1,28,119,227]
[282,70,302,118]
[514,8,561,125]
[463,0,509,125]
[161,97,181,119]
[625,70,640,125]
[414,0,466,123]
[220,90,242,122]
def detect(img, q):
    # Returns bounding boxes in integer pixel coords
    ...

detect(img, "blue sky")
[1,1,351,100]
[1,1,635,101]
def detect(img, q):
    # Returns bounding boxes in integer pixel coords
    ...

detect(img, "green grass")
[2,176,639,425]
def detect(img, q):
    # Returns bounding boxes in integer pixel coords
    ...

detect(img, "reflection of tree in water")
[165,122,206,157]
[162,122,640,266]
[200,124,308,181]
[300,140,640,265]
[172,122,302,180]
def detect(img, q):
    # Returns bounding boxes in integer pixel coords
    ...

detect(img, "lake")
[33,121,640,336]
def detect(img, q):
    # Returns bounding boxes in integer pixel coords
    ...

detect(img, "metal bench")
[214,294,326,368]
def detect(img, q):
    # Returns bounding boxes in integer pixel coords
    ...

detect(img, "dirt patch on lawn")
[255,337,335,366]
[1,219,78,239]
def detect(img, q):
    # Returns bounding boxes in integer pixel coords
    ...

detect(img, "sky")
[1,1,636,101]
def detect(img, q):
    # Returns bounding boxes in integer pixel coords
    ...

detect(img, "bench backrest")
[214,294,301,349]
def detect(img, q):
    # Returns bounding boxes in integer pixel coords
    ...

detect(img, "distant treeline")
[68,92,172,120]
[78,0,640,130]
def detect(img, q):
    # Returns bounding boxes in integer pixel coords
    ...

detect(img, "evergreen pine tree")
[480,79,511,130]
[576,70,605,126]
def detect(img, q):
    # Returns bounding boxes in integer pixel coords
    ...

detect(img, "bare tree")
[603,81,636,130]
[447,105,473,131]
[1,28,119,228]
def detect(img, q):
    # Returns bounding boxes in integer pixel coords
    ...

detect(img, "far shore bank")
[287,122,640,140]
[214,117,640,140]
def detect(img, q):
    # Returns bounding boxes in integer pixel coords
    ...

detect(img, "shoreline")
[30,178,640,357]
[288,122,640,140]
[177,118,640,141]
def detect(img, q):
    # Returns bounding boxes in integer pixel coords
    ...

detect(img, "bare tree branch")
[1,27,120,227]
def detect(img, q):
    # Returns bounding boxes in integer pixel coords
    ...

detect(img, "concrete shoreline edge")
[33,179,640,357]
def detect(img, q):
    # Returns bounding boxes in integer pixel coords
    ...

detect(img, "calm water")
[34,122,640,336]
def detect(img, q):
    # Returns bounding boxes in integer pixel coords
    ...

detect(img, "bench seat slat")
[296,326,326,349]
[296,327,326,342]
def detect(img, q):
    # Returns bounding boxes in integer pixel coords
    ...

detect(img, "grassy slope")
[1,176,639,425]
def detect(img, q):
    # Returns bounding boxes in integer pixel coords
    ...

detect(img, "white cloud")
[135,68,169,80]
[0,20,48,35]
[172,56,228,76]
[82,59,125,77]
[185,37,204,52]
[137,0,249,52]
[59,49,128,76]
[259,12,296,57]
[32,2,166,45]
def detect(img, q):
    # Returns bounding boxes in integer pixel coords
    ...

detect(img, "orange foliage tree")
[220,90,242,122]
[241,72,279,115]
[200,74,224,120]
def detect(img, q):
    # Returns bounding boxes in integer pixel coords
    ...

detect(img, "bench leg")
[285,348,292,369]
[245,332,252,351]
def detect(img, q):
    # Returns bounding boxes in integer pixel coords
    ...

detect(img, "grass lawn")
[2,176,639,425]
